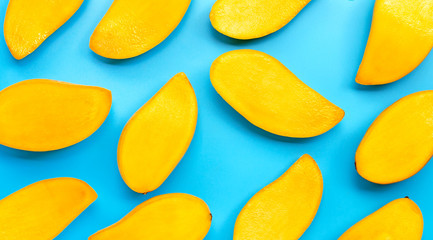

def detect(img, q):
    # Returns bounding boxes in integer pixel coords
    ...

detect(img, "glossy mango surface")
[234,154,323,240]
[339,198,423,240]
[89,193,211,240]
[356,0,433,85]
[210,0,310,39]
[0,178,97,240]
[356,91,433,184]
[0,79,112,152]
[118,73,197,193]
[4,0,83,59]
[210,49,344,138]
[90,0,191,59]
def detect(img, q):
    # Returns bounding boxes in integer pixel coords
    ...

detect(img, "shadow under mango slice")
[90,0,191,59]
[0,79,112,152]
[0,178,97,240]
[210,0,310,40]
[356,91,433,184]
[210,49,344,138]
[234,154,323,240]
[89,193,211,240]
[4,0,83,60]
[118,73,197,193]
[356,0,433,85]
[339,198,423,240]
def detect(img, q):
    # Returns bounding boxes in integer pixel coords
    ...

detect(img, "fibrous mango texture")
[89,193,212,240]
[356,0,433,85]
[234,154,323,240]
[210,49,344,138]
[4,0,83,59]
[210,0,310,39]
[0,79,112,152]
[339,198,423,240]
[0,178,97,240]
[118,73,197,193]
[90,0,191,59]
[356,91,433,184]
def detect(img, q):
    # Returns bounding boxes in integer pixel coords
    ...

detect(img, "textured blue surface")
[0,0,433,239]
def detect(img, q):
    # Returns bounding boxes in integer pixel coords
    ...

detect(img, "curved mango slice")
[356,91,433,184]
[339,198,423,240]
[90,0,191,59]
[210,49,344,138]
[4,0,83,60]
[0,79,112,152]
[118,73,197,193]
[356,0,433,85]
[234,154,323,240]
[0,178,97,240]
[89,193,211,240]
[210,0,310,40]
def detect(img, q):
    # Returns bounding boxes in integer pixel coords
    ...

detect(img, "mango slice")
[234,154,323,240]
[0,79,112,152]
[4,0,83,60]
[89,193,211,240]
[356,91,433,184]
[339,198,423,239]
[0,178,97,240]
[118,73,197,193]
[356,0,433,85]
[210,0,310,39]
[210,49,344,138]
[90,0,191,59]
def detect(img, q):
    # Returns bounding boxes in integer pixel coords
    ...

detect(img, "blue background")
[0,0,432,239]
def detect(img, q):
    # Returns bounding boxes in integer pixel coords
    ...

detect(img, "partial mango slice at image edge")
[356,0,433,85]
[339,198,423,239]
[89,193,212,240]
[210,49,344,138]
[0,178,97,240]
[210,0,310,39]
[234,154,323,240]
[4,0,84,60]
[0,79,112,152]
[90,0,191,59]
[356,91,433,184]
[118,73,197,193]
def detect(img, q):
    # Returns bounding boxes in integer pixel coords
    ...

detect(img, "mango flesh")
[89,193,211,240]
[356,91,433,184]
[118,73,197,193]
[90,0,191,59]
[4,0,83,60]
[210,0,310,40]
[0,178,97,240]
[0,79,112,152]
[339,198,423,240]
[234,154,323,240]
[356,0,433,85]
[210,49,344,138]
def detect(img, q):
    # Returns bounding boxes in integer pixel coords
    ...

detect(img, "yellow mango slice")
[356,91,433,184]
[339,198,423,239]
[234,154,323,240]
[90,0,191,59]
[0,177,97,240]
[210,0,310,40]
[0,79,112,152]
[89,193,211,240]
[210,49,344,138]
[4,0,83,60]
[356,0,433,85]
[118,73,197,193]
